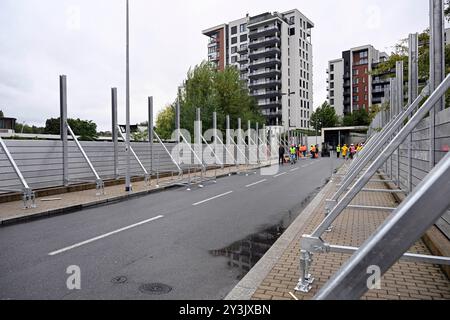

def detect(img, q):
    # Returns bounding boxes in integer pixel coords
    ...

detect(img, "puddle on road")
[209,183,325,280]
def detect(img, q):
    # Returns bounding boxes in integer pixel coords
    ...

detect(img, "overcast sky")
[0,0,431,131]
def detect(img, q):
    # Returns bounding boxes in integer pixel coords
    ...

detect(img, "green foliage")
[44,117,98,140]
[0,110,4,118]
[155,105,175,140]
[14,123,45,134]
[154,62,265,140]
[309,101,339,131]
[342,109,371,127]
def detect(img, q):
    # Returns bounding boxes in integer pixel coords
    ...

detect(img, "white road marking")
[290,168,300,172]
[245,179,267,188]
[48,215,164,256]
[192,191,234,206]
[274,172,287,178]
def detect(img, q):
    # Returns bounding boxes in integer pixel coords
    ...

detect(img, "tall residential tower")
[202,9,314,131]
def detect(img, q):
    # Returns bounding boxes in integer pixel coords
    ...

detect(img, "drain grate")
[111,276,128,284]
[139,283,172,295]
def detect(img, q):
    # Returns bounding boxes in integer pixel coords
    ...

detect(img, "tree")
[163,61,265,139]
[0,110,4,118]
[310,101,338,131]
[154,105,175,140]
[342,109,371,127]
[44,117,98,140]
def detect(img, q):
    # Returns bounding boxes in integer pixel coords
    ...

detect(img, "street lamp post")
[281,90,296,144]
[125,0,132,192]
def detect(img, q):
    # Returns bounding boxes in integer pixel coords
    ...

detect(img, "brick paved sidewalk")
[0,164,257,225]
[227,165,450,300]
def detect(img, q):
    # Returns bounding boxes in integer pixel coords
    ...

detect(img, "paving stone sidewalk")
[0,165,254,225]
[227,164,450,300]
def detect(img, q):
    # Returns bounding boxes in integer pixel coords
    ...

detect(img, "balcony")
[249,79,282,89]
[208,37,218,46]
[248,37,281,49]
[238,44,248,53]
[239,64,248,72]
[250,89,281,99]
[262,110,283,117]
[257,101,282,109]
[238,55,249,64]
[208,52,220,61]
[248,47,281,60]
[249,25,280,39]
[249,58,281,70]
[248,68,281,79]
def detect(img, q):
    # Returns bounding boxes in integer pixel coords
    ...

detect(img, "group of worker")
[278,144,320,165]
[336,143,364,160]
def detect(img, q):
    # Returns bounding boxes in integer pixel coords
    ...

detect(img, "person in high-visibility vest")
[341,144,349,160]
[310,145,316,159]
[336,145,341,158]
[290,145,297,164]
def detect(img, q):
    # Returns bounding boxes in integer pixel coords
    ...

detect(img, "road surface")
[0,157,343,299]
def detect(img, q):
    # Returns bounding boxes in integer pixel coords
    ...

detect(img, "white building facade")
[203,9,314,131]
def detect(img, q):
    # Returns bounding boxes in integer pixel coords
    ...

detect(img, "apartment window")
[330,64,334,72]
[231,26,237,35]
[330,99,335,105]
[240,34,247,42]
[359,51,368,58]
[231,37,237,44]
[231,56,237,63]
[353,69,359,76]
[330,82,334,89]
[289,16,295,24]
[330,90,334,97]
[353,78,359,84]
[240,23,246,33]
[289,28,295,36]
[330,74,334,81]
[353,86,359,93]
[231,46,237,54]
[353,96,359,102]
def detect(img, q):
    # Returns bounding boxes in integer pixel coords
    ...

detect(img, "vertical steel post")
[408,34,419,193]
[396,61,403,186]
[256,122,259,163]
[125,0,132,192]
[176,87,181,143]
[148,96,154,175]
[429,0,445,168]
[60,75,69,186]
[112,88,119,180]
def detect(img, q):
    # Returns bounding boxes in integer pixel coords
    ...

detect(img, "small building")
[0,117,16,134]
[322,126,368,149]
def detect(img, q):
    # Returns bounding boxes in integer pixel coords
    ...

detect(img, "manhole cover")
[111,276,128,284]
[139,283,172,295]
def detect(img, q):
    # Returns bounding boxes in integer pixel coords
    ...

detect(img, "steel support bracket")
[22,188,36,209]
[95,179,105,196]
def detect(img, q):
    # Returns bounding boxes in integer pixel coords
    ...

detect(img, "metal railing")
[296,73,450,296]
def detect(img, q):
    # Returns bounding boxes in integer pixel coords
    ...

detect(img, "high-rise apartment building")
[327,45,389,116]
[202,9,314,130]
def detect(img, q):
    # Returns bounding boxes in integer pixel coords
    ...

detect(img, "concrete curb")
[224,176,335,300]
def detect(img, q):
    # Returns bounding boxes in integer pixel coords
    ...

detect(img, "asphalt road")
[0,157,343,300]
